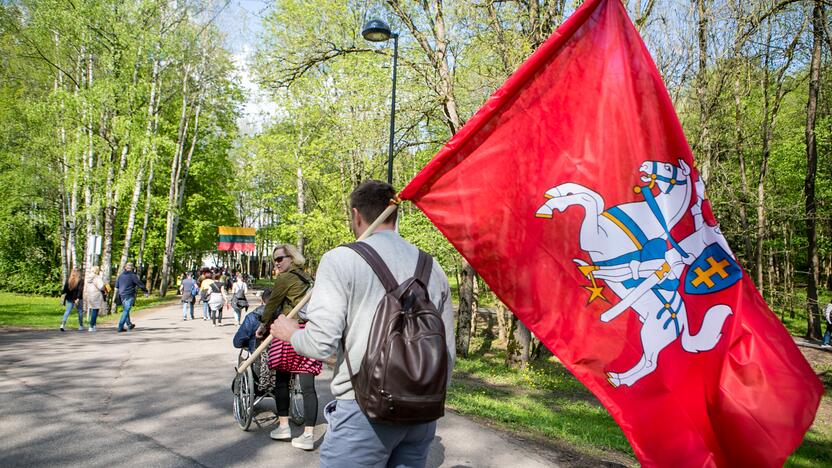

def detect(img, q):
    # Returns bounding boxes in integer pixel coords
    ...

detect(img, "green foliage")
[0,0,244,291]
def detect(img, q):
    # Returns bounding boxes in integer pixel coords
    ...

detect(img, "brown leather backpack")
[343,242,449,424]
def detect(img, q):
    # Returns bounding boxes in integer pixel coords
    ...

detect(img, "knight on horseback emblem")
[535,159,738,388]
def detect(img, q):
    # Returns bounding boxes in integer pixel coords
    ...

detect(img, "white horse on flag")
[536,159,736,387]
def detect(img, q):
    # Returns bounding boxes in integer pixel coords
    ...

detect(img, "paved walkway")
[0,299,571,467]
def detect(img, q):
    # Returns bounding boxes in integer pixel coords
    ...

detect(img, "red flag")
[400,0,822,465]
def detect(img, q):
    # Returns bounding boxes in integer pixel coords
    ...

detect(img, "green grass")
[448,344,636,464]
[252,278,274,288]
[788,424,832,467]
[0,292,178,328]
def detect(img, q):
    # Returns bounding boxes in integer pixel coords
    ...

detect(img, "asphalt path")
[0,298,568,467]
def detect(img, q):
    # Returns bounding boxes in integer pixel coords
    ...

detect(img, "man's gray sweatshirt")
[290,230,455,400]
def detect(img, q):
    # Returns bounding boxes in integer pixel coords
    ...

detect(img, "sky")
[213,0,277,135]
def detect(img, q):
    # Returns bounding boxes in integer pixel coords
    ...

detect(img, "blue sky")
[214,0,276,135]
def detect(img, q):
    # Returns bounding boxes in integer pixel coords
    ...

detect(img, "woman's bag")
[234,287,248,308]
[267,324,322,375]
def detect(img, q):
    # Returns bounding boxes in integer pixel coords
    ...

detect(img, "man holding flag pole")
[270,180,455,466]
[259,0,820,465]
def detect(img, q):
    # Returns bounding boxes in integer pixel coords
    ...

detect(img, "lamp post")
[362,19,398,185]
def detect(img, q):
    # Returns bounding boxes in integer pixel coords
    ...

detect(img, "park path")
[0,298,573,468]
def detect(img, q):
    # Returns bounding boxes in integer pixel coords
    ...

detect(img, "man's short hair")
[125,262,134,271]
[350,180,397,225]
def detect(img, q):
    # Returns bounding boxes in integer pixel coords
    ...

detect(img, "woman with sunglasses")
[256,244,321,450]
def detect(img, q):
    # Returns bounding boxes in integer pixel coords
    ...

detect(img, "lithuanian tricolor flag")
[217,226,256,251]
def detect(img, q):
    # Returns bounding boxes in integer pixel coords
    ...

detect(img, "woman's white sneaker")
[291,433,314,450]
[269,424,291,440]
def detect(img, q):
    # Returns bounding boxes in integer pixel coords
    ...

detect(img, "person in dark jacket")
[115,262,148,332]
[179,272,196,321]
[233,289,270,353]
[60,268,84,332]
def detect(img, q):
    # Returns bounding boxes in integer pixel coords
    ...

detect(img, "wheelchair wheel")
[233,367,255,431]
[289,374,305,426]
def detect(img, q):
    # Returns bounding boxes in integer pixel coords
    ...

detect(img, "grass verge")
[448,343,636,465]
[0,292,178,328]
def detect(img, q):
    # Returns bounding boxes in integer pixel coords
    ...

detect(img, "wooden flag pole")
[236,201,399,375]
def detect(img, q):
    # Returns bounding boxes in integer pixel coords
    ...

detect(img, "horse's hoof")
[535,206,553,218]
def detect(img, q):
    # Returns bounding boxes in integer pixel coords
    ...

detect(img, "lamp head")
[362,19,392,42]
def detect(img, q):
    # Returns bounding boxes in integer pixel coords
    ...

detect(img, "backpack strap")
[344,242,398,292]
[414,250,432,289]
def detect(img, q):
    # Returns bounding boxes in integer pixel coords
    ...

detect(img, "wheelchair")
[232,348,304,431]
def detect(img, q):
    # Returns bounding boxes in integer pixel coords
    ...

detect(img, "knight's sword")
[599,262,670,322]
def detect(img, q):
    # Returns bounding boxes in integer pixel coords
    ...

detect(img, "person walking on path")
[179,272,197,321]
[201,271,227,326]
[83,266,108,332]
[257,244,320,451]
[271,180,455,466]
[60,268,84,332]
[230,274,248,325]
[197,269,210,321]
[115,262,148,333]
[823,301,832,348]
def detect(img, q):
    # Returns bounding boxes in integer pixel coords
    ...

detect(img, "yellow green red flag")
[217,226,256,251]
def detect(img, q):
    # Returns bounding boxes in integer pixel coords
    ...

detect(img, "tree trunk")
[755,21,773,292]
[67,48,84,270]
[755,15,803,291]
[145,264,154,293]
[785,223,795,319]
[297,165,305,253]
[159,64,191,296]
[100,123,125,284]
[162,69,204,296]
[124,60,161,276]
[506,314,531,370]
[804,0,823,339]
[469,279,480,337]
[55,61,69,284]
[734,71,753,267]
[695,0,711,183]
[83,49,96,271]
[137,154,155,272]
[456,259,475,357]
[495,301,507,343]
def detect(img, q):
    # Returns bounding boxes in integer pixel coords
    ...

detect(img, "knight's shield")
[684,243,742,295]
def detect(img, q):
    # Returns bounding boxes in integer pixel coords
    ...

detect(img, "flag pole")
[236,200,400,375]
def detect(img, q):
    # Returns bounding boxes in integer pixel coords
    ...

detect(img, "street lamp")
[362,19,399,185]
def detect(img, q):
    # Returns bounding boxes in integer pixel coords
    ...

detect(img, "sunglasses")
[273,255,290,263]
